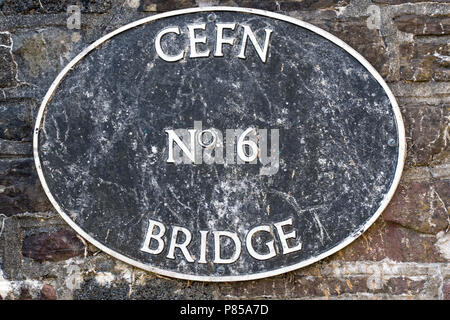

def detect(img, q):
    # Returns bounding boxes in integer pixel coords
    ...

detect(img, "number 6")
[237,128,258,162]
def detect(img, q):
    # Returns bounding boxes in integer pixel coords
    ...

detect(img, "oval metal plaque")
[34,7,405,281]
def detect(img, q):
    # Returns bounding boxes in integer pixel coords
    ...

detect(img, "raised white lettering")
[155,27,184,62]
[213,231,241,264]
[188,23,210,58]
[167,226,195,262]
[246,225,276,260]
[214,23,236,57]
[274,218,302,254]
[237,25,273,63]
[140,219,166,254]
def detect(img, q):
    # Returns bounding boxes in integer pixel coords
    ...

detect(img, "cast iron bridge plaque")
[34,7,406,281]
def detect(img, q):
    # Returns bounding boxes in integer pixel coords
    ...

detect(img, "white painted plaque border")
[33,6,406,282]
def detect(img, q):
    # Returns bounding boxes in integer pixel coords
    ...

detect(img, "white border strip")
[33,7,406,282]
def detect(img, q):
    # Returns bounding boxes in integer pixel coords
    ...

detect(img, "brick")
[400,104,449,166]
[218,277,286,298]
[390,82,449,100]
[434,180,450,209]
[0,158,53,216]
[394,14,450,36]
[399,42,450,82]
[14,30,71,80]
[139,0,350,12]
[382,222,445,262]
[1,217,23,280]
[290,276,368,298]
[0,0,113,15]
[40,284,57,300]
[22,229,85,262]
[19,287,33,300]
[330,218,388,262]
[0,33,12,47]
[218,273,426,298]
[374,0,449,4]
[74,276,215,299]
[443,280,450,300]
[278,0,350,11]
[381,277,426,295]
[313,20,390,78]
[401,167,431,182]
[0,101,33,142]
[139,0,196,12]
[0,139,32,156]
[0,99,34,156]
[430,149,450,167]
[383,179,449,235]
[333,218,447,263]
[0,46,17,88]
[430,163,450,179]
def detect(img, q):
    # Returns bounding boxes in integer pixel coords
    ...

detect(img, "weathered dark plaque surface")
[34,7,405,281]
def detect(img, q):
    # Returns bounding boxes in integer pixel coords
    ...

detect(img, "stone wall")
[0,0,448,300]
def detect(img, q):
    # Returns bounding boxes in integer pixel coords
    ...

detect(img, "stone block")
[383,179,449,235]
[40,284,57,300]
[22,229,85,262]
[335,218,447,263]
[394,14,450,36]
[399,42,450,82]
[0,45,17,88]
[400,104,448,166]
[0,158,52,216]
[0,0,113,15]
[0,101,33,142]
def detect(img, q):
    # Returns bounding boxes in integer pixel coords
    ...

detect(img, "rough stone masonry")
[0,0,448,300]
